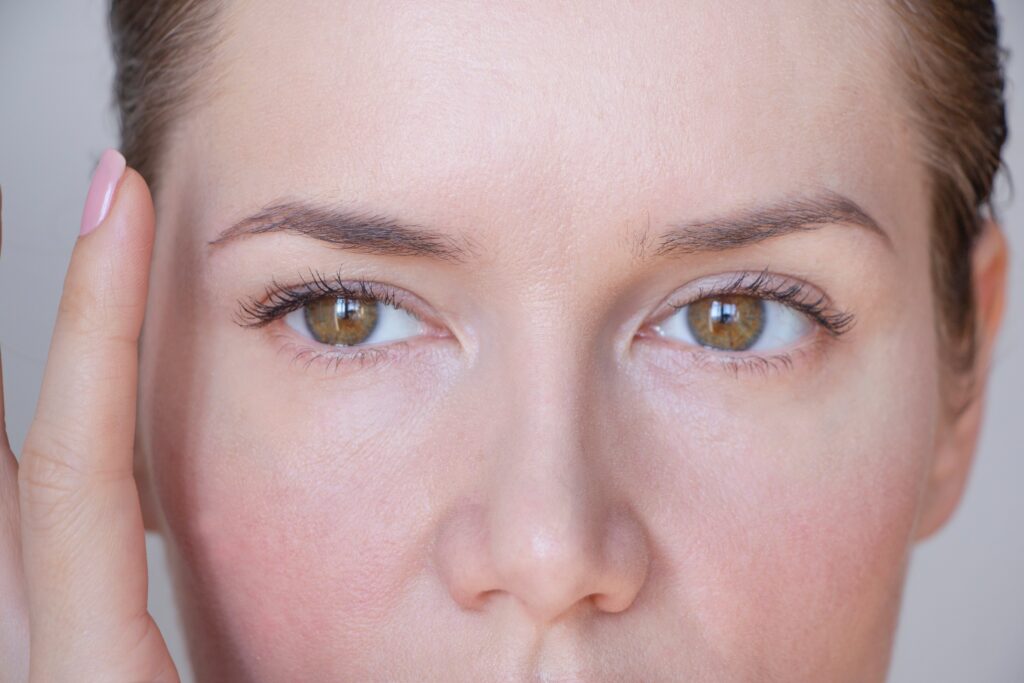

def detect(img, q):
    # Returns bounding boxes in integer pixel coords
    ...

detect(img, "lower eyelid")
[271,332,409,373]
[266,320,457,375]
[636,322,831,376]
[709,351,797,376]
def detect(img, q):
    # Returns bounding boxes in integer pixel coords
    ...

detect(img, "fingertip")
[76,165,156,284]
[106,167,156,244]
[80,149,127,237]
[78,152,155,252]
[52,160,156,355]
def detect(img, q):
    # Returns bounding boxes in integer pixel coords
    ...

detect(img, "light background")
[0,1,1021,681]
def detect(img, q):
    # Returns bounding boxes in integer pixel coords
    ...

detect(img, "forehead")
[179,0,918,249]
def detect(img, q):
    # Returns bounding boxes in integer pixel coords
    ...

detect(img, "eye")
[653,293,812,353]
[284,295,424,347]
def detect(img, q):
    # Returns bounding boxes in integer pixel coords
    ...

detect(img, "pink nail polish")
[79,149,126,236]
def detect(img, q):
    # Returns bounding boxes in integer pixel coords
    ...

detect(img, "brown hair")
[886,0,1008,394]
[109,0,223,195]
[108,0,1008,384]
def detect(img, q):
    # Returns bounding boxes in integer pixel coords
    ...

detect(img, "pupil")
[710,300,739,325]
[337,298,359,319]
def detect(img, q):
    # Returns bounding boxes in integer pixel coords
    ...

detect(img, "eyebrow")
[208,200,478,263]
[209,190,890,263]
[640,190,892,259]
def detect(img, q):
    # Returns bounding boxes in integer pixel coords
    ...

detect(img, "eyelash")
[236,269,425,371]
[238,269,412,327]
[667,269,854,335]
[660,269,855,375]
[236,268,854,375]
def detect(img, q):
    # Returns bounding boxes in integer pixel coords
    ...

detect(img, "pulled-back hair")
[109,0,223,195]
[886,1,1008,386]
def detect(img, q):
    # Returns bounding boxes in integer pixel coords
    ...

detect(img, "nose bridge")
[493,344,591,542]
[476,305,645,623]
[492,305,593,526]
[489,329,598,619]
[433,283,649,625]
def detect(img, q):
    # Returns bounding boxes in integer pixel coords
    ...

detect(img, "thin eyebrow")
[644,190,893,259]
[207,200,478,263]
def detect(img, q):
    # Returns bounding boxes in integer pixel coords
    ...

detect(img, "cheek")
[631,334,938,677]
[143,344,439,676]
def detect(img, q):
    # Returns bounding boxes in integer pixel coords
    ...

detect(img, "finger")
[18,151,177,682]
[0,355,30,683]
[0,186,30,683]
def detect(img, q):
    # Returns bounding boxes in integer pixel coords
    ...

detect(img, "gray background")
[0,1,1021,681]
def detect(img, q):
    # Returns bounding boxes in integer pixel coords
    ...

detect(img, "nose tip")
[494,511,648,623]
[498,527,602,623]
[435,501,650,625]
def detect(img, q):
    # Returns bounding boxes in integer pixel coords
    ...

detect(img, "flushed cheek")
[198,495,406,650]
[744,473,915,668]
[153,395,436,677]
[168,461,431,678]
[659,421,928,680]
[628,345,935,679]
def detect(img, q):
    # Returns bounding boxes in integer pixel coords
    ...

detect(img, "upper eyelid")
[658,270,855,334]
[663,270,831,311]
[665,270,830,306]
[235,273,424,329]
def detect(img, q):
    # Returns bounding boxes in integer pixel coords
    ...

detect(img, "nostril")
[591,589,636,614]
[470,588,502,611]
[434,497,652,622]
[433,491,651,624]
[433,502,501,611]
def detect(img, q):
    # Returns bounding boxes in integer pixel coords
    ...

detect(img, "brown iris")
[686,295,766,351]
[304,296,379,346]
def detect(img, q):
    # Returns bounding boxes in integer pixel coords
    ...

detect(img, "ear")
[915,219,1009,541]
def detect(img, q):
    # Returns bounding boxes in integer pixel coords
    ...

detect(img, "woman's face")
[136,1,962,680]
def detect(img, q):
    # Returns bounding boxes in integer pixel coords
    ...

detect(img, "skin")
[0,1,1010,681]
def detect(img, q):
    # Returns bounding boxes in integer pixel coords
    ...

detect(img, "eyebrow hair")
[208,200,478,263]
[210,191,889,264]
[643,190,892,259]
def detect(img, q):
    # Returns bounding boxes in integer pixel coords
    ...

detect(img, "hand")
[0,151,179,682]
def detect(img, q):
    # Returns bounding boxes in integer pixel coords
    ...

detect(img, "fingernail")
[80,149,126,236]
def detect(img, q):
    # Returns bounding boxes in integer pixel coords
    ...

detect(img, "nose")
[434,346,650,625]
